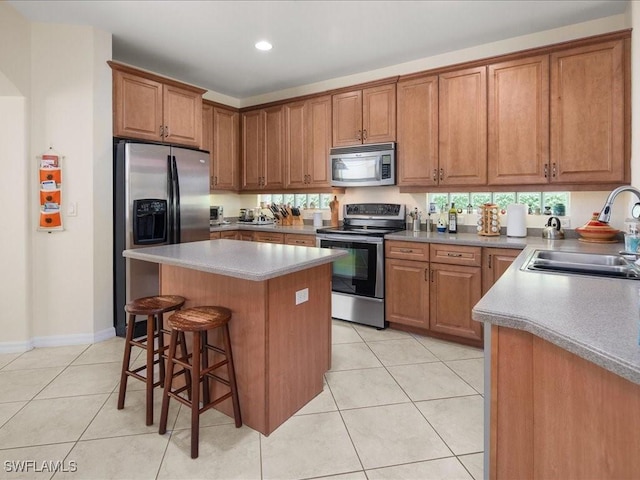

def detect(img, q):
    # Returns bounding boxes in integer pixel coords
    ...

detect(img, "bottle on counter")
[448,202,458,234]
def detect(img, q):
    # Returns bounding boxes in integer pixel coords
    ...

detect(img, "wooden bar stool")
[159,306,242,459]
[117,295,190,426]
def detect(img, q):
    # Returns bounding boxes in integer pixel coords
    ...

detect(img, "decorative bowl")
[576,212,620,241]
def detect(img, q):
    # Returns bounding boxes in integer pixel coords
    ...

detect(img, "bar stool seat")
[159,306,242,459]
[117,295,189,426]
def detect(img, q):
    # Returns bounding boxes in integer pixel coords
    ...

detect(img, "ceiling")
[9,1,629,100]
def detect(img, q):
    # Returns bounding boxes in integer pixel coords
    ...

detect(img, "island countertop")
[473,243,640,385]
[123,239,347,282]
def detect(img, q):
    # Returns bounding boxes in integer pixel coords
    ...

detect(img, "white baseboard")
[0,327,116,354]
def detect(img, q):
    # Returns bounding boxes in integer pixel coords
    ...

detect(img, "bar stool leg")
[157,314,166,386]
[145,314,156,425]
[222,323,242,428]
[179,332,193,401]
[201,332,210,406]
[191,331,201,459]
[117,313,136,410]
[159,330,178,435]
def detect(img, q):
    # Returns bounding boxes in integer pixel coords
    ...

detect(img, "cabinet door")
[429,263,482,341]
[284,234,316,247]
[332,90,363,146]
[209,231,221,239]
[439,67,487,186]
[263,106,285,189]
[362,84,396,144]
[550,40,625,184]
[385,259,429,329]
[305,95,332,188]
[482,248,521,295]
[113,70,163,142]
[242,110,263,190]
[162,84,202,147]
[238,231,254,241]
[285,101,307,189]
[397,76,439,186]
[488,56,549,185]
[213,107,240,191]
[202,103,214,189]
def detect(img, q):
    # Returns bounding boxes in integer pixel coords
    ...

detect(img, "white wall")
[29,23,113,344]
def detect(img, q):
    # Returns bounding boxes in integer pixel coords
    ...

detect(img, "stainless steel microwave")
[329,142,396,187]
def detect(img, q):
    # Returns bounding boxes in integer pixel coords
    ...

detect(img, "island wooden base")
[491,326,640,479]
[160,263,332,435]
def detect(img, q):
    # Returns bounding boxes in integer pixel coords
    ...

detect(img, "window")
[259,193,333,209]
[427,191,570,215]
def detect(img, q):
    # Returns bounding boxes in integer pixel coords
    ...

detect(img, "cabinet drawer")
[385,241,429,261]
[253,232,284,244]
[209,232,221,239]
[430,244,481,266]
[284,234,316,247]
[220,230,239,240]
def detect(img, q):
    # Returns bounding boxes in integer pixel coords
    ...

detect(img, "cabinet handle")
[447,252,462,257]
[159,125,164,137]
[439,168,444,181]
[356,130,362,141]
[363,129,367,140]
[488,254,492,269]
[430,269,434,282]
[433,169,438,183]
[400,249,414,253]
[424,268,429,282]
[164,125,169,138]
[544,164,548,178]
[214,176,218,186]
[552,163,557,178]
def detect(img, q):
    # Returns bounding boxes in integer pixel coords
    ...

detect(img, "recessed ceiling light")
[255,40,273,51]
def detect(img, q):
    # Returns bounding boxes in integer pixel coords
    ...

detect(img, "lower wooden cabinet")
[385,241,521,347]
[429,262,482,343]
[209,232,221,239]
[385,258,430,329]
[482,247,521,295]
[220,230,239,240]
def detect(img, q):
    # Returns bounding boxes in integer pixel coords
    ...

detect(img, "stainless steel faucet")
[598,186,640,223]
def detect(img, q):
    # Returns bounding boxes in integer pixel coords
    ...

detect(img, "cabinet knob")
[439,168,444,181]
[159,125,164,137]
[544,164,548,178]
[356,130,362,141]
[164,125,169,138]
[433,169,437,183]
[362,129,367,141]
[552,163,557,178]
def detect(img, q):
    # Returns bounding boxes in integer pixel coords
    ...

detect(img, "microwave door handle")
[376,158,381,180]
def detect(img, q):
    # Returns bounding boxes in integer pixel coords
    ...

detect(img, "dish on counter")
[575,212,620,241]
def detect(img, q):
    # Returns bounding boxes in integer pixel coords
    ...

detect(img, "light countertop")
[123,239,347,282]
[472,242,640,385]
[210,223,319,234]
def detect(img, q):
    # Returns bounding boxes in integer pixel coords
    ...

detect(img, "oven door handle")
[317,234,383,244]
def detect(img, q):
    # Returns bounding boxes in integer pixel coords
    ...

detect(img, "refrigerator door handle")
[172,155,181,244]
[167,155,175,243]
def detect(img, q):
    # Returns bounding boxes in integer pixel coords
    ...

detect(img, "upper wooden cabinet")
[439,66,487,186]
[203,103,240,191]
[110,63,205,148]
[241,106,285,190]
[550,39,625,184]
[212,106,240,191]
[285,95,332,189]
[397,75,439,187]
[488,56,550,185]
[332,84,396,146]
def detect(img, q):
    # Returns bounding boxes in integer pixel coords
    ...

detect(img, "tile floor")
[0,320,485,480]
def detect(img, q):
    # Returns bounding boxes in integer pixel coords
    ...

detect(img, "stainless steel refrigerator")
[113,140,210,336]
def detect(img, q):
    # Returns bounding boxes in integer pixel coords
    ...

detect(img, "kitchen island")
[473,244,640,479]
[123,239,347,435]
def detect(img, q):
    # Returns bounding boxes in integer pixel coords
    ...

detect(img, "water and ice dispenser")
[132,199,167,245]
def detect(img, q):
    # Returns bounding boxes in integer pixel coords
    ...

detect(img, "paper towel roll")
[507,204,527,237]
[313,212,323,227]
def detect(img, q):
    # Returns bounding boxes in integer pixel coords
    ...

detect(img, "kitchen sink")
[523,250,640,280]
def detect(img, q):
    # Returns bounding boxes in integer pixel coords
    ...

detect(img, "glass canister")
[552,203,566,216]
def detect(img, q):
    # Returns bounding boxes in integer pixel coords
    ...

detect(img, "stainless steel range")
[316,203,406,329]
